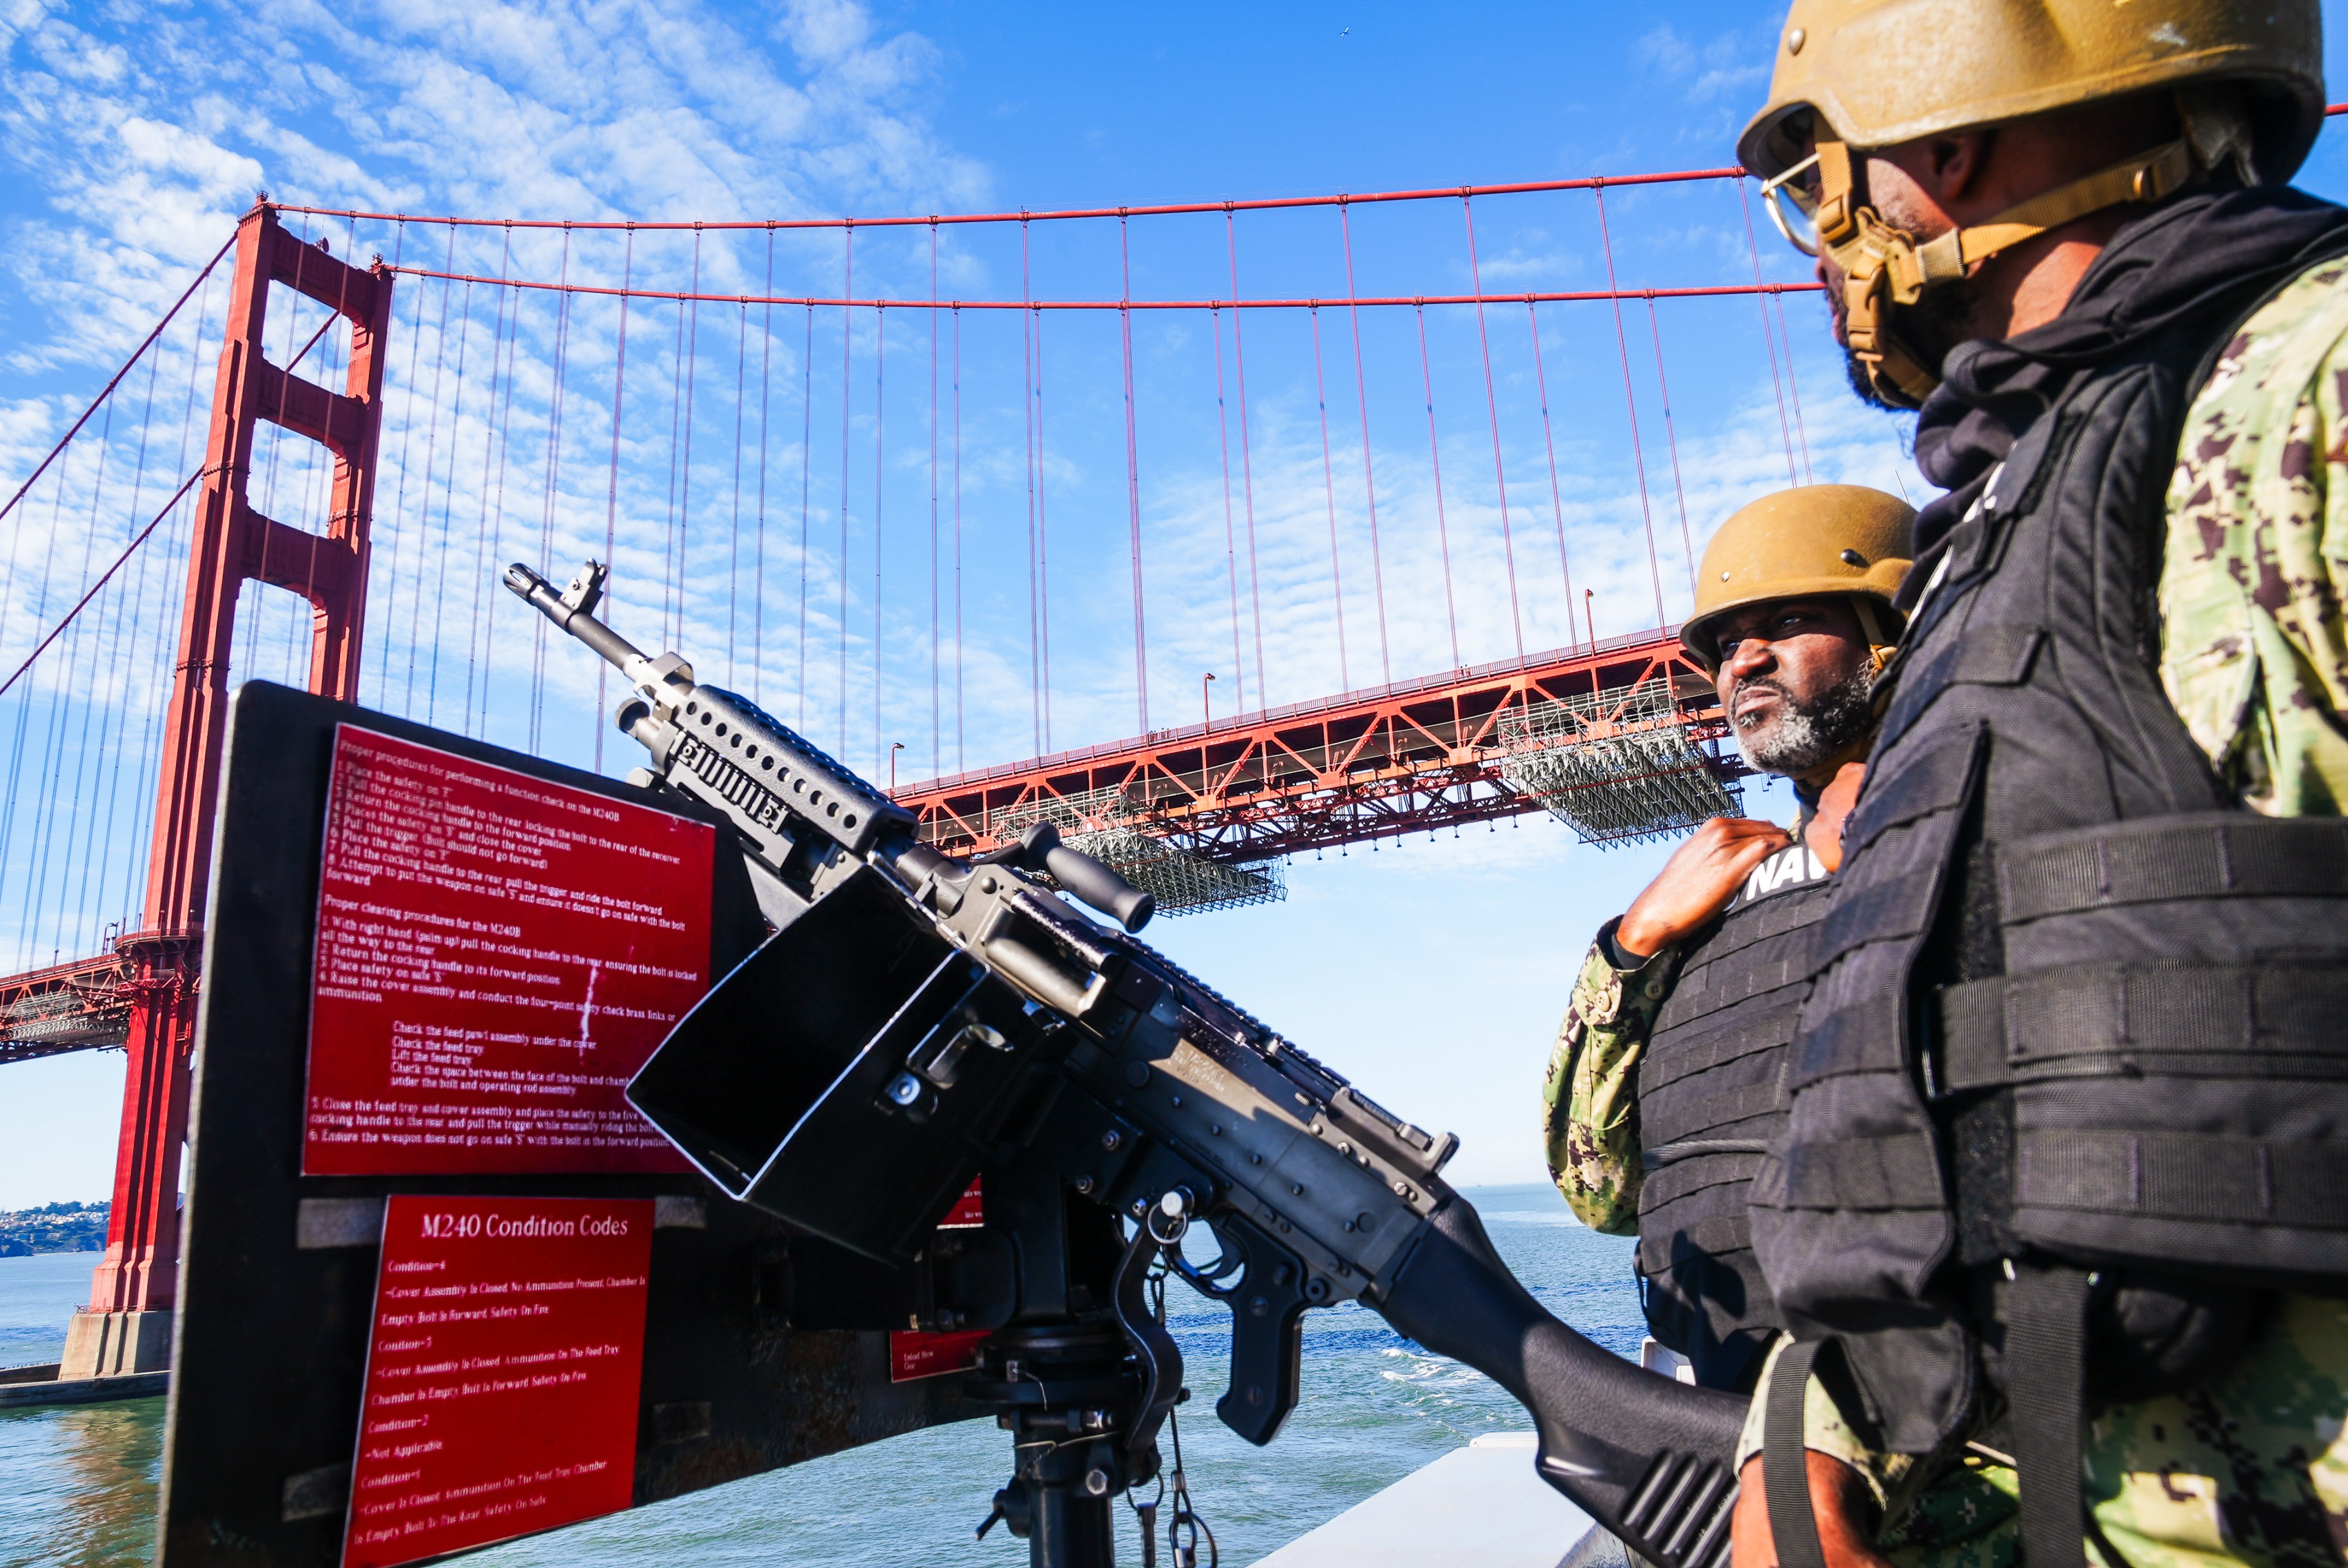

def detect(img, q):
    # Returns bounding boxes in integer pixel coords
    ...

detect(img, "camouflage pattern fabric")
[2160,257,2348,816]
[1541,920,1678,1235]
[1738,1296,2348,1568]
[2085,1292,2348,1568]
[1743,252,2348,1568]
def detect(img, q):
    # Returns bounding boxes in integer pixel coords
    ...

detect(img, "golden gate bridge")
[0,158,1846,1378]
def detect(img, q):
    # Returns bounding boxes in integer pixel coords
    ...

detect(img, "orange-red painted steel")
[895,627,1739,863]
[268,166,1757,233]
[78,205,393,1320]
[0,950,133,1066]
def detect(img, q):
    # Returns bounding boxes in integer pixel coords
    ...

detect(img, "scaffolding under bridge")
[896,627,1749,899]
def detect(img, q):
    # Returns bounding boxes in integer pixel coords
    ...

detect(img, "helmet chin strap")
[1850,594,1900,674]
[1815,131,2201,409]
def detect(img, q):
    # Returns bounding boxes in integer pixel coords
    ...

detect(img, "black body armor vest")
[1747,241,2348,1460]
[1638,841,1833,1392]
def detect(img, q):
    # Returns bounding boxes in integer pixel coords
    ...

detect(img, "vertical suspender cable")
[1119,215,1150,733]
[1593,185,1668,629]
[1308,305,1350,690]
[1034,303,1052,752]
[55,407,118,943]
[122,265,218,927]
[1224,211,1267,708]
[477,243,522,734]
[0,449,80,943]
[1526,301,1580,654]
[1339,203,1391,686]
[1462,196,1525,660]
[597,227,637,772]
[799,302,813,730]
[679,229,705,646]
[78,347,161,936]
[730,297,747,687]
[929,222,941,772]
[1,460,75,955]
[481,268,521,736]
[1210,306,1246,709]
[1773,291,1816,483]
[97,319,180,929]
[530,230,572,752]
[952,304,964,772]
[838,223,854,755]
[405,232,459,714]
[662,266,687,643]
[425,279,476,726]
[1413,303,1462,670]
[1646,298,1697,596]
[873,303,885,777]
[467,251,516,732]
[374,221,419,709]
[461,247,506,730]
[1736,180,1802,487]
[26,404,111,961]
[755,228,776,706]
[1022,221,1042,753]
[100,338,179,931]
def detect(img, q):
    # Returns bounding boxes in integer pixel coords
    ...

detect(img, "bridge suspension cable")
[0,157,1884,991]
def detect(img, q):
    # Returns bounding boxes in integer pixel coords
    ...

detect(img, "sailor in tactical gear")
[1725,6,2348,1568]
[1545,484,1914,1392]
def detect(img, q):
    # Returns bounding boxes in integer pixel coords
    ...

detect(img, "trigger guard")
[1186,1210,1309,1447]
[1166,1216,1247,1297]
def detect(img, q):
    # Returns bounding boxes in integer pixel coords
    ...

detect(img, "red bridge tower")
[61,205,391,1378]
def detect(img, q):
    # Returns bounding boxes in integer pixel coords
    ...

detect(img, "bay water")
[0,1183,1640,1567]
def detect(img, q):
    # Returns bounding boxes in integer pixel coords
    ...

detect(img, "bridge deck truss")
[894,627,1746,914]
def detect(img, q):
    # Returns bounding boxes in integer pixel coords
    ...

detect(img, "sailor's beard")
[1733,662,1876,775]
[1828,265,1981,413]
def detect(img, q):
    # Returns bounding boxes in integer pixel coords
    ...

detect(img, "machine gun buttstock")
[1377,1199,1747,1568]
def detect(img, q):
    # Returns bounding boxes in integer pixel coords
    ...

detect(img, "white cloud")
[0,0,990,961]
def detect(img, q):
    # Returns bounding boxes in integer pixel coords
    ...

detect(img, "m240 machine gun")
[508,560,1746,1568]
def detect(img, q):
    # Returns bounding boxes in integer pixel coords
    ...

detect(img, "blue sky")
[2,1,2346,1206]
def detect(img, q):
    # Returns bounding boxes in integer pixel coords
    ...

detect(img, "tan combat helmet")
[1680,484,1917,674]
[1739,0,2325,407]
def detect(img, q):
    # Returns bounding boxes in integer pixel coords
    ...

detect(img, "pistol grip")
[1207,1215,1308,1446]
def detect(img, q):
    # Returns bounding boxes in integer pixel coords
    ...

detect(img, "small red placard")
[887,1183,990,1380]
[889,1328,993,1382]
[343,1196,653,1568]
[940,1177,984,1230]
[303,727,714,1175]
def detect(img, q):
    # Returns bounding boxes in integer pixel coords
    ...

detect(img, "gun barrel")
[504,563,645,673]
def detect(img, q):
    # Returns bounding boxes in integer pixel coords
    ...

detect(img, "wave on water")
[0,1185,1645,1568]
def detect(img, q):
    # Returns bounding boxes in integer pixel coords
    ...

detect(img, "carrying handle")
[1018,822,1155,933]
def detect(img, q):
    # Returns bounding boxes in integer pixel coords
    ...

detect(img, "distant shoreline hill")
[0,1202,107,1256]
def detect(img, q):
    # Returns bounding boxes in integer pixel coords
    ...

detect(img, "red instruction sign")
[889,1327,992,1382]
[303,726,714,1175]
[343,1195,653,1568]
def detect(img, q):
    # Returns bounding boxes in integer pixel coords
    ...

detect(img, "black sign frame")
[158,681,984,1568]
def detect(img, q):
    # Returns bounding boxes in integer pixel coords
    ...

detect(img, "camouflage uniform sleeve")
[1542,919,1681,1235]
[2161,256,2348,816]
